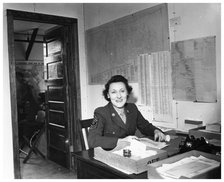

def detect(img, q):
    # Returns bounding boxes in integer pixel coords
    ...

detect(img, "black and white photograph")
[1,1,222,180]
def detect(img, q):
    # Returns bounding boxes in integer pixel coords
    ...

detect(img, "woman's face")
[107,82,128,109]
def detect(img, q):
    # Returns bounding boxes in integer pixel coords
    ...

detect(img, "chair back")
[79,118,93,150]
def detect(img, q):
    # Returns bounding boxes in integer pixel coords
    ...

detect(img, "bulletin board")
[86,3,169,84]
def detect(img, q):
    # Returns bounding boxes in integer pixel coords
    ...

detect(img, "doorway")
[7,9,82,178]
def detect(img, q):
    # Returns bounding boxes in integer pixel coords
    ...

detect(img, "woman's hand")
[154,129,166,142]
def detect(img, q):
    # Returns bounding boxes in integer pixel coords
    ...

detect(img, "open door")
[7,9,82,176]
[44,26,72,168]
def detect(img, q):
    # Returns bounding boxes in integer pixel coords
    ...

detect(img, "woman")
[88,75,166,149]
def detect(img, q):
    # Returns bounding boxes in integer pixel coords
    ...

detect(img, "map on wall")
[171,36,217,102]
[16,61,46,102]
[86,3,169,84]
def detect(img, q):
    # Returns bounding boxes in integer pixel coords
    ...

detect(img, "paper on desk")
[113,139,157,159]
[156,155,220,179]
[138,137,168,149]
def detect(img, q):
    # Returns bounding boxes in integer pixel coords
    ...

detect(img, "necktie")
[119,112,126,124]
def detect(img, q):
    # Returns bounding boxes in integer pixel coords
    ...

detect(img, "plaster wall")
[83,3,221,130]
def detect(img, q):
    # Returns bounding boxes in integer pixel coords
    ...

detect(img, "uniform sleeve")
[87,111,118,150]
[135,106,161,137]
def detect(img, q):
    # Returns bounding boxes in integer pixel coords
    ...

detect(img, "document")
[138,137,168,149]
[156,155,220,179]
[137,52,173,122]
[113,139,158,159]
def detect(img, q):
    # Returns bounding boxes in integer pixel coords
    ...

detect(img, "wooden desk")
[73,136,184,179]
[74,149,147,179]
[189,127,221,140]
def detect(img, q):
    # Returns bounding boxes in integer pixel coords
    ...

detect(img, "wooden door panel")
[47,61,63,79]
[47,86,64,101]
[48,39,62,55]
[49,110,65,126]
[48,125,67,167]
[48,127,66,151]
[45,26,70,168]
[45,54,62,64]
[48,148,67,167]
[44,20,81,169]
[48,102,64,111]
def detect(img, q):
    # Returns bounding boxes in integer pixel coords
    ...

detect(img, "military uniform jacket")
[88,102,159,149]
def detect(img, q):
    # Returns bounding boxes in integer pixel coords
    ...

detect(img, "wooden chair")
[19,110,46,163]
[79,118,93,150]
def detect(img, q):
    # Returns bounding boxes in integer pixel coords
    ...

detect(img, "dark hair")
[103,75,133,101]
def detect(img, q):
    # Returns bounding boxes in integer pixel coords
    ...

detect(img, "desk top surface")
[73,135,185,179]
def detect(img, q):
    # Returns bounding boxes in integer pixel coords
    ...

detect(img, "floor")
[19,148,77,179]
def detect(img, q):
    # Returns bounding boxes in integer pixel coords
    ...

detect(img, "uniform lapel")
[109,103,127,131]
[125,104,134,130]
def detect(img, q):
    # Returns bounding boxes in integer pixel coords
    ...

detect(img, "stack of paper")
[94,138,168,174]
[156,155,220,179]
[138,137,168,149]
[113,139,157,159]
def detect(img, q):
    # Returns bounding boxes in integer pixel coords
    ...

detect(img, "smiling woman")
[108,81,128,124]
[87,75,166,150]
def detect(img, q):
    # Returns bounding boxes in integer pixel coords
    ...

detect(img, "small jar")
[123,149,131,157]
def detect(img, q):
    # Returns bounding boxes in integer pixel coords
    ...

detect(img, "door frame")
[7,9,81,178]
